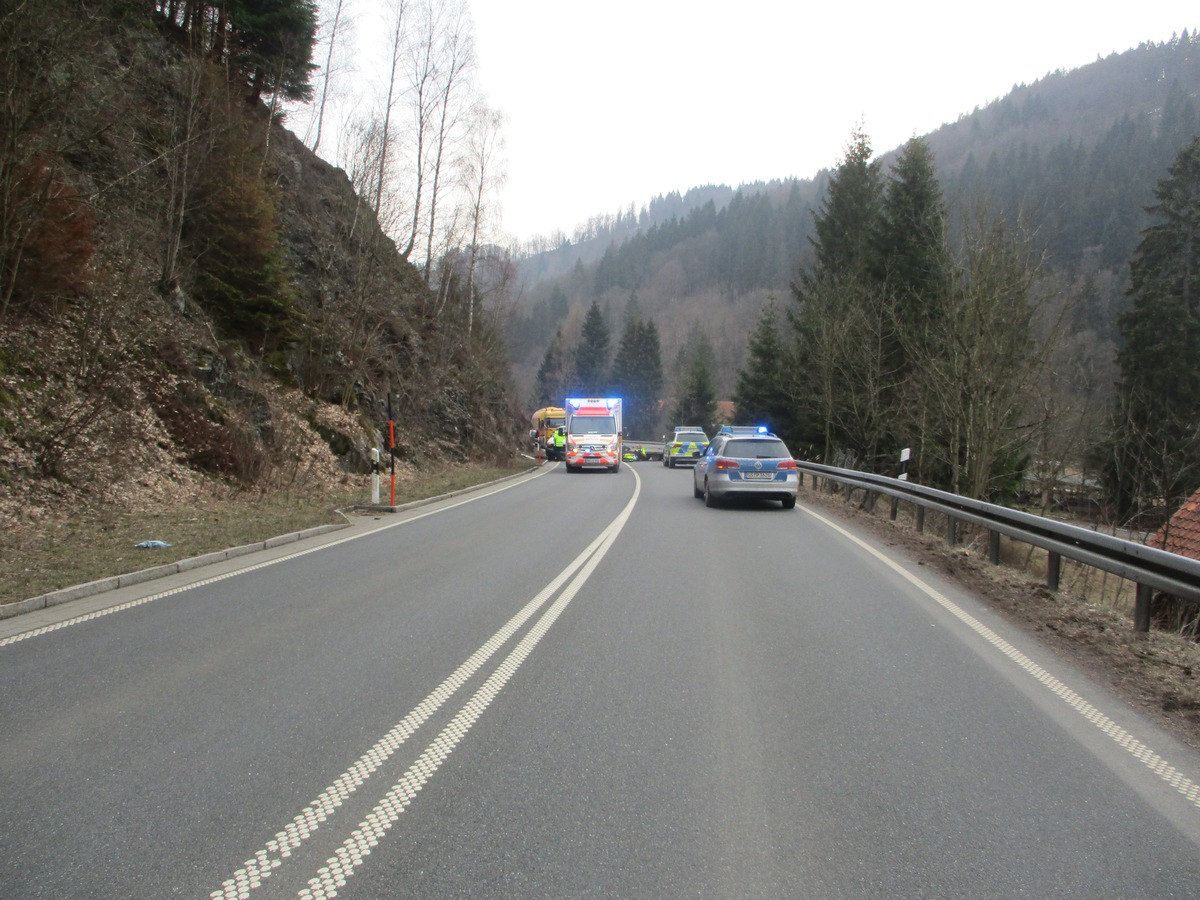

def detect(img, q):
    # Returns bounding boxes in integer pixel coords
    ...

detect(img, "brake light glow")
[715,459,740,470]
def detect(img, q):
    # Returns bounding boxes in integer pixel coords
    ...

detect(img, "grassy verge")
[1,465,527,608]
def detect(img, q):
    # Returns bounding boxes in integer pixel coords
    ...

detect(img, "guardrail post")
[1135,583,1152,633]
[791,461,1200,622]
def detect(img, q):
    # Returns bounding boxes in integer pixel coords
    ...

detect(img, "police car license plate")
[743,472,775,481]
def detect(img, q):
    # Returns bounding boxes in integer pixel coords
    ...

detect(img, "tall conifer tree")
[611,313,664,437]
[734,303,799,443]
[535,327,570,407]
[791,127,889,465]
[879,136,954,483]
[572,299,611,395]
[879,137,952,350]
[1109,135,1200,520]
[229,0,319,103]
[671,328,718,430]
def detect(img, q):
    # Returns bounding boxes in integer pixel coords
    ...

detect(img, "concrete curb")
[0,523,348,621]
[0,466,539,621]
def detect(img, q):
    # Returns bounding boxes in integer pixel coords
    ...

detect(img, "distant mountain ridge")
[506,31,1199,400]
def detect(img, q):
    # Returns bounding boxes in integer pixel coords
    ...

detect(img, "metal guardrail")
[795,460,1200,632]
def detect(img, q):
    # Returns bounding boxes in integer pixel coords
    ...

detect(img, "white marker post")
[370,447,381,504]
[891,448,912,521]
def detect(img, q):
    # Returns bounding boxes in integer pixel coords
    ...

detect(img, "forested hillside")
[0,0,521,525]
[508,32,1199,407]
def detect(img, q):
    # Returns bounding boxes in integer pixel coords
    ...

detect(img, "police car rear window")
[723,439,789,458]
[674,433,707,443]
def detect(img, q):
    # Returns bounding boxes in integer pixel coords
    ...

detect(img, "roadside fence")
[795,460,1200,633]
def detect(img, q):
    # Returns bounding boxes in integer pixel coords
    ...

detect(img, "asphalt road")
[4,462,1200,898]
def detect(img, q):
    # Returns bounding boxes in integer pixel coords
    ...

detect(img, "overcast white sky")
[465,2,1196,243]
[301,2,1196,245]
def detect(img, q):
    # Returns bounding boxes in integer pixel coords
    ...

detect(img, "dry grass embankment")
[0,465,524,608]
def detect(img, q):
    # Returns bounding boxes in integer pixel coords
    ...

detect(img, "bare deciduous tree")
[460,102,504,336]
[912,210,1060,500]
[393,0,436,260]
[308,0,347,156]
[373,0,409,217]
[419,0,474,284]
[157,56,213,300]
[791,273,867,464]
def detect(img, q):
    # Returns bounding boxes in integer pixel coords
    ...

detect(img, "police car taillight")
[715,459,740,470]
[777,460,798,470]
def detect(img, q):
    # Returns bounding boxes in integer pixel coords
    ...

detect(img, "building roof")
[1149,489,1200,561]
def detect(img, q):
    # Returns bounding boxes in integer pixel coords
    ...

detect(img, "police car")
[662,426,709,468]
[692,426,799,509]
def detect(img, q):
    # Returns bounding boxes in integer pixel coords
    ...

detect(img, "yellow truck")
[530,406,567,460]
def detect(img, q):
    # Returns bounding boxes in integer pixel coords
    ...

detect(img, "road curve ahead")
[3,462,1200,898]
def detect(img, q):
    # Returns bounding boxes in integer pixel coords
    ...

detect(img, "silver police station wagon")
[692,426,799,509]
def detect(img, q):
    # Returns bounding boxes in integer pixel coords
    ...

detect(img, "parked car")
[662,427,709,468]
[692,426,799,509]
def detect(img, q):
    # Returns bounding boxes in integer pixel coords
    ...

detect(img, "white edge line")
[798,503,1200,811]
[1,467,556,648]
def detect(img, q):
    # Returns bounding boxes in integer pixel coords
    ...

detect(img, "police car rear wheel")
[704,480,718,508]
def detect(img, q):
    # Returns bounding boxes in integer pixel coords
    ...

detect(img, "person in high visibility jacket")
[552,426,566,460]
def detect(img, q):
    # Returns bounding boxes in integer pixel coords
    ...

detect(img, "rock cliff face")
[0,3,521,526]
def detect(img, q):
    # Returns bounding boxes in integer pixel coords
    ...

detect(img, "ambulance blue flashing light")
[566,397,621,413]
